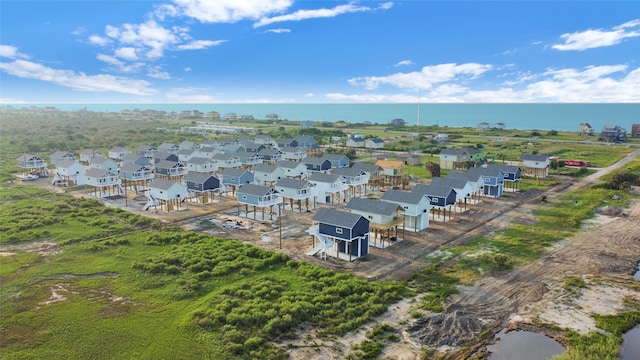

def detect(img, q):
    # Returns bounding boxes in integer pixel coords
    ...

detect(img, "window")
[242,195,247,199]
[336,228,343,234]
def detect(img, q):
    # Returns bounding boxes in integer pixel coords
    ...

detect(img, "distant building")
[579,123,594,136]
[631,124,640,138]
[599,125,627,142]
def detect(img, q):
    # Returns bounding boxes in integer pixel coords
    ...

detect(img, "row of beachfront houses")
[18,149,525,262]
[439,146,551,179]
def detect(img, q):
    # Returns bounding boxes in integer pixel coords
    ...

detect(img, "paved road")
[583,147,640,184]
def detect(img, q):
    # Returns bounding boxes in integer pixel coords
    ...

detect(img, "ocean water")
[8,103,639,132]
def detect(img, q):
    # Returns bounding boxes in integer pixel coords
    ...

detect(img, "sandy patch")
[538,284,639,334]
[39,283,69,305]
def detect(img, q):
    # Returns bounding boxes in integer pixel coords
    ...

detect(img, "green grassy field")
[0,187,409,359]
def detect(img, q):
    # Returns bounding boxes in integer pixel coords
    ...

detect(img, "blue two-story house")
[469,166,505,197]
[309,207,370,261]
[236,184,280,220]
[412,184,457,222]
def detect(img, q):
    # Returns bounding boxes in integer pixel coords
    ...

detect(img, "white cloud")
[329,64,639,103]
[102,20,179,59]
[88,34,111,46]
[184,67,192,72]
[552,19,640,51]
[394,60,413,67]
[96,53,145,73]
[349,63,494,91]
[265,28,291,34]
[147,67,171,79]
[254,2,391,28]
[166,0,293,23]
[114,47,139,60]
[176,39,226,50]
[71,27,86,36]
[0,59,156,95]
[0,45,29,59]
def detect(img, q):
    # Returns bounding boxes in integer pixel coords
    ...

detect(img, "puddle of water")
[634,262,640,281]
[622,325,640,360]
[487,330,565,360]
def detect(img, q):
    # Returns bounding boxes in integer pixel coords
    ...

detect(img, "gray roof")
[440,147,481,156]
[368,138,385,143]
[311,207,365,229]
[212,153,237,160]
[485,163,521,174]
[238,183,277,196]
[444,171,473,182]
[330,167,366,177]
[304,156,329,165]
[220,167,250,176]
[412,184,456,198]
[149,178,180,190]
[57,159,79,168]
[155,160,182,169]
[258,148,282,156]
[431,176,468,190]
[85,168,112,177]
[184,172,217,183]
[252,164,278,173]
[346,197,401,216]
[281,146,301,153]
[120,163,150,172]
[235,151,260,159]
[91,157,114,165]
[80,149,101,156]
[275,178,313,190]
[321,154,348,161]
[187,156,213,165]
[277,160,303,169]
[199,146,216,153]
[351,163,381,173]
[381,189,423,204]
[308,172,343,183]
[468,166,503,178]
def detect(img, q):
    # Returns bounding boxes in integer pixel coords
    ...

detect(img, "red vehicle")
[563,159,592,167]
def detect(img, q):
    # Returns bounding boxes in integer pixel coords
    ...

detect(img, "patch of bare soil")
[409,198,640,358]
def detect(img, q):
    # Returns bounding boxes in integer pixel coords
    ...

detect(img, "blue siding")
[318,223,351,241]
[238,193,260,206]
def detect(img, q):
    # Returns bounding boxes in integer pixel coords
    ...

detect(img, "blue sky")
[1,1,638,104]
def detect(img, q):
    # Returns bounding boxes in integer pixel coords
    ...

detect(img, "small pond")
[487,330,565,360]
[622,325,640,360]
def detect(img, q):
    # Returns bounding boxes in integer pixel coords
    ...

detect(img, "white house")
[307,173,348,204]
[520,154,550,178]
[381,189,431,232]
[79,149,104,163]
[108,146,132,160]
[53,160,86,186]
[277,160,308,179]
[89,157,118,172]
[274,178,316,212]
[365,138,385,149]
[252,164,285,184]
[146,179,190,211]
[186,157,217,173]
